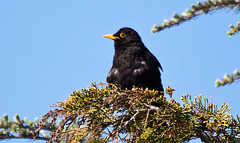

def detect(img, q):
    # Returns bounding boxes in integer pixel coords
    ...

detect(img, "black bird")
[103,27,163,93]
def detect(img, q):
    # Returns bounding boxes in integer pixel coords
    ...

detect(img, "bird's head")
[103,27,142,47]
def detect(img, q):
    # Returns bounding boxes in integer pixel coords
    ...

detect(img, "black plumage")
[103,27,163,93]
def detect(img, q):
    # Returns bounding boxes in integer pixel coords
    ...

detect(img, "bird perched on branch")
[103,27,163,93]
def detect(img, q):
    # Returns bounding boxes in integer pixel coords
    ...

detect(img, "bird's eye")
[120,32,126,38]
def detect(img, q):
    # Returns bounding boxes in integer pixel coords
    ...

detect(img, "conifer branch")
[151,0,240,35]
[0,114,56,141]
[227,21,240,37]
[35,83,240,142]
[215,69,240,87]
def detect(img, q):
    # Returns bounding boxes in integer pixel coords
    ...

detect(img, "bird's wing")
[145,47,163,72]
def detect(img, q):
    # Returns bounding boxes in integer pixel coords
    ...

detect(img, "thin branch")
[0,136,49,141]
[215,69,240,87]
[151,0,240,33]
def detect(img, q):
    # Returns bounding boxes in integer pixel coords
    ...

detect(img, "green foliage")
[227,21,240,37]
[215,69,240,87]
[181,94,240,142]
[151,0,240,37]
[36,83,240,142]
[0,114,52,141]
[1,2,239,142]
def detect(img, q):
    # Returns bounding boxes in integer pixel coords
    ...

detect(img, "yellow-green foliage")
[36,83,240,143]
[227,22,240,37]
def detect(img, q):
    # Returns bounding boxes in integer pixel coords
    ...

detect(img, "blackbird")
[103,27,163,93]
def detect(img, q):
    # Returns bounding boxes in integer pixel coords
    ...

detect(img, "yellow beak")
[103,34,120,40]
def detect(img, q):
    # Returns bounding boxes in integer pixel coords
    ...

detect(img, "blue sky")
[0,1,239,142]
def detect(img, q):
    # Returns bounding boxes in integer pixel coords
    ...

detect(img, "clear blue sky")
[0,1,239,143]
